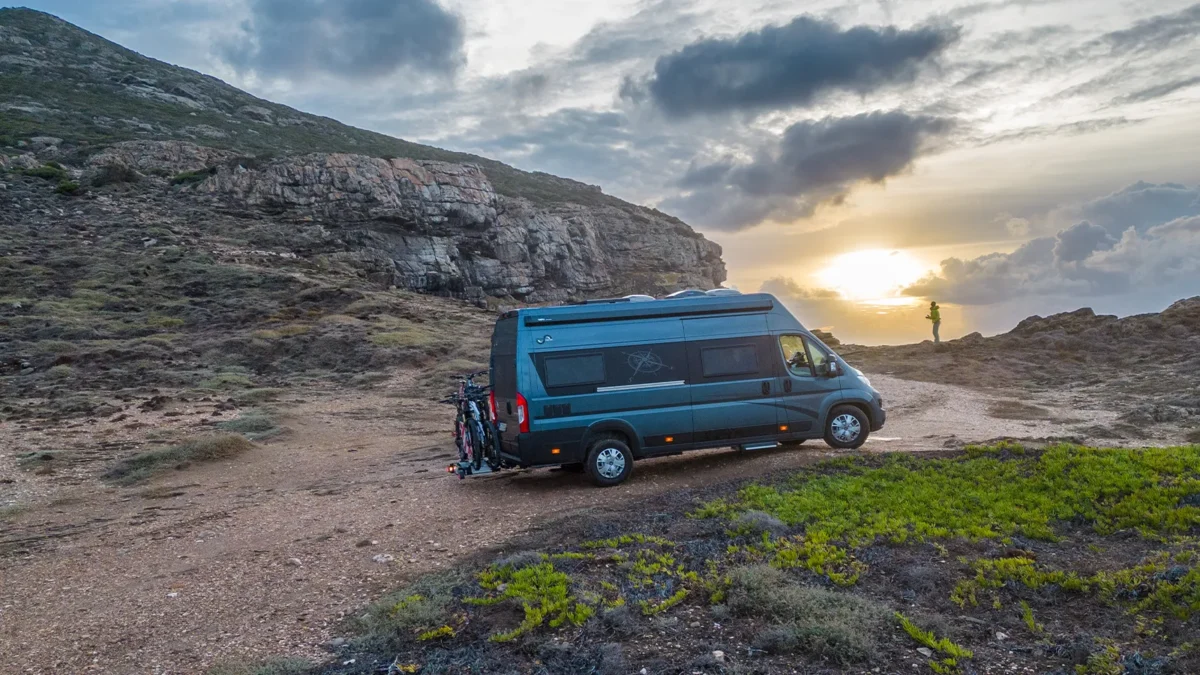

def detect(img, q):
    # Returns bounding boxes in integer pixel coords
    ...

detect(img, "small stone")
[328,637,346,648]
[372,554,394,564]
[712,650,726,663]
[916,647,934,657]
[690,621,701,627]
[286,558,302,567]
[995,631,1009,641]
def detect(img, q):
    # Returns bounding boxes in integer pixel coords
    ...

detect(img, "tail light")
[516,392,530,433]
[488,390,498,423]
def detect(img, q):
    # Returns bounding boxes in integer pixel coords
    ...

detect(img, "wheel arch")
[582,419,641,455]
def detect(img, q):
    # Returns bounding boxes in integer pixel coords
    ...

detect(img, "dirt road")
[0,371,1148,673]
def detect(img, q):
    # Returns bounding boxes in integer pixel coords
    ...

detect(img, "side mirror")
[823,360,841,378]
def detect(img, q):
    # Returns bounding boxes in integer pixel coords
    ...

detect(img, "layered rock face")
[187,150,726,303]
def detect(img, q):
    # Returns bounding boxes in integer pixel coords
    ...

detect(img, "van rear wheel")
[824,405,869,450]
[585,437,633,487]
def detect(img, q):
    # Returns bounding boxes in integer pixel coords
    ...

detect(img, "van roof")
[515,293,778,327]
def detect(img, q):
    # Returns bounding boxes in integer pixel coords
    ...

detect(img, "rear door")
[490,316,519,439]
[684,315,780,446]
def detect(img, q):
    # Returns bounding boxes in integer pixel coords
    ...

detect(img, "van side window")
[544,354,606,388]
[779,335,828,377]
[700,345,759,378]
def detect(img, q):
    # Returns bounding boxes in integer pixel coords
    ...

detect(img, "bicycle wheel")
[468,419,486,471]
[480,418,501,470]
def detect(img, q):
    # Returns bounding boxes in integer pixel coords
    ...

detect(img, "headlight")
[857,374,872,387]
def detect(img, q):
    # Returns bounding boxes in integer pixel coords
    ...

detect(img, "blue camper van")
[489,292,885,486]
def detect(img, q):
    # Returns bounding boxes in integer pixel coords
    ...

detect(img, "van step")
[739,442,780,452]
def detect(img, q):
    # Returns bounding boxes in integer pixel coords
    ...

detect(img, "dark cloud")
[905,183,1200,304]
[634,15,960,117]
[1053,221,1114,262]
[220,0,465,81]
[664,111,953,230]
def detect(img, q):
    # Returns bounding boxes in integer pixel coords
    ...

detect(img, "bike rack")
[447,461,500,479]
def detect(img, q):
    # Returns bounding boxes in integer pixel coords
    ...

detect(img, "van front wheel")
[824,405,869,450]
[585,437,633,487]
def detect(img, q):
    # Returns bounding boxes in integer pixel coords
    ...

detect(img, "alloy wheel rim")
[831,414,862,443]
[595,447,626,479]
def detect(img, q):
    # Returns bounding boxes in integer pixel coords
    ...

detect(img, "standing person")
[926,301,941,343]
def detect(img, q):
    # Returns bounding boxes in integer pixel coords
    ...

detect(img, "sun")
[815,249,928,302]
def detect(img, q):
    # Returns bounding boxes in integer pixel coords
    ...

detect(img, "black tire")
[584,436,633,487]
[480,418,502,470]
[468,419,487,471]
[824,405,870,449]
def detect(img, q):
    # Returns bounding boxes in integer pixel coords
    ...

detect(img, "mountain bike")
[440,370,501,478]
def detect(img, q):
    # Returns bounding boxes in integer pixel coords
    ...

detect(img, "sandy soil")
[0,370,1170,674]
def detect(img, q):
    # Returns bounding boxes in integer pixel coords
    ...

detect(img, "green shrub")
[47,364,73,379]
[170,167,216,185]
[206,657,313,675]
[103,435,254,484]
[356,571,463,649]
[216,413,280,440]
[24,163,67,180]
[55,180,80,195]
[727,565,887,663]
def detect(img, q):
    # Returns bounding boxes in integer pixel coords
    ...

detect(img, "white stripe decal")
[596,380,687,393]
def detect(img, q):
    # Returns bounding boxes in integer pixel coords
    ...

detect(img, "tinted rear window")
[544,354,606,388]
[700,345,759,378]
[490,317,518,397]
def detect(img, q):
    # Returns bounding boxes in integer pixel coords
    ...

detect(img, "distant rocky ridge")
[0,8,726,303]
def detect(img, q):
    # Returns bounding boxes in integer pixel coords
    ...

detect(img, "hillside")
[0,7,641,208]
[0,9,725,420]
[839,298,1200,440]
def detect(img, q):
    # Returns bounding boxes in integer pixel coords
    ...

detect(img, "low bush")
[55,180,80,195]
[23,163,67,181]
[727,565,887,663]
[206,657,313,675]
[356,571,463,650]
[216,413,280,440]
[103,435,254,484]
[170,167,217,185]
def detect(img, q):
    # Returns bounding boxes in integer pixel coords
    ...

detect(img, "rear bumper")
[501,431,586,468]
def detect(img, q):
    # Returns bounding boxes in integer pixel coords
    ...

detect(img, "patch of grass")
[206,657,314,675]
[727,565,887,663]
[47,364,73,379]
[170,167,217,185]
[1,503,28,520]
[22,163,67,180]
[251,325,310,340]
[696,445,1200,585]
[368,325,438,348]
[55,180,80,195]
[199,373,255,390]
[216,413,281,440]
[356,570,463,649]
[465,562,594,642]
[233,388,284,405]
[1020,600,1046,636]
[103,435,254,485]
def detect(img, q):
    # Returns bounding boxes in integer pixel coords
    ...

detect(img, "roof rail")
[524,295,775,326]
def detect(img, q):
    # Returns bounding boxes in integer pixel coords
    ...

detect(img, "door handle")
[784,380,792,393]
[762,381,770,396]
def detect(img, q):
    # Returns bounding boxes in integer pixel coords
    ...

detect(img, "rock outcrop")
[186,150,725,303]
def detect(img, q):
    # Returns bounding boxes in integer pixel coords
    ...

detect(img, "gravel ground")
[0,370,1175,674]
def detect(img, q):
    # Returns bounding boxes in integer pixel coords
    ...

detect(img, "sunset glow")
[815,250,929,302]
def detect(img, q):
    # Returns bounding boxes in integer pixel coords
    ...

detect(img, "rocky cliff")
[1,8,726,303]
[82,142,725,303]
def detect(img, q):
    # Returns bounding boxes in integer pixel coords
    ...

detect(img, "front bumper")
[870,396,886,431]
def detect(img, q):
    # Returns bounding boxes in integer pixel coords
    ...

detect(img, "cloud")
[1114,75,1200,104]
[220,0,465,81]
[633,15,960,117]
[905,183,1200,304]
[1097,3,1200,55]
[663,111,953,230]
[760,277,840,299]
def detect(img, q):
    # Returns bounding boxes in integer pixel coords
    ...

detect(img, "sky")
[8,0,1200,344]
